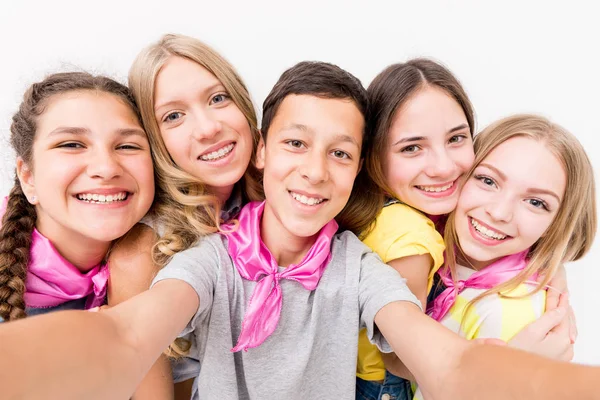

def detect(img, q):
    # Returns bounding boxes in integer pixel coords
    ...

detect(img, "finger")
[527,307,568,338]
[545,287,561,311]
[569,305,578,344]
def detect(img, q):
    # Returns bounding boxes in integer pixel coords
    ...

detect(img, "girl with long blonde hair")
[108,33,264,398]
[414,114,596,398]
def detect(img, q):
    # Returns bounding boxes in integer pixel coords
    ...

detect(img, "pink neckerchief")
[222,201,338,352]
[1,198,109,310]
[429,249,530,321]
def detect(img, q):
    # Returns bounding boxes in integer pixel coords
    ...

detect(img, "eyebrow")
[47,126,146,138]
[280,123,360,148]
[154,82,225,113]
[392,123,470,146]
[479,163,561,202]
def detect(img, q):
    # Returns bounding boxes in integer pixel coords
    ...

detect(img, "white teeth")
[290,192,325,206]
[417,182,454,192]
[470,218,507,240]
[76,192,128,204]
[200,143,235,161]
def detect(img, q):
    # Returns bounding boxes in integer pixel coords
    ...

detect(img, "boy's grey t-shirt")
[152,230,420,400]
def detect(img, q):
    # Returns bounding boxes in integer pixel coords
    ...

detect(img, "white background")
[1,1,598,364]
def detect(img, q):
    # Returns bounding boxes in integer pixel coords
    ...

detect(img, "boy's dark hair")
[261,61,368,150]
[260,61,379,235]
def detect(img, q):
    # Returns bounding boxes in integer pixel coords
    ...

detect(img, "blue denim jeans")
[356,371,412,400]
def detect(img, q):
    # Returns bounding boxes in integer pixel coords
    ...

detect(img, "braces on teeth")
[200,143,235,161]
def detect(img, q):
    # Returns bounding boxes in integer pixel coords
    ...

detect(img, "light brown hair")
[444,114,597,310]
[128,33,263,266]
[362,58,475,224]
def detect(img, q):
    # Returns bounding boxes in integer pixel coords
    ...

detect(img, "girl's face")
[153,56,254,202]
[20,90,155,247]
[454,136,566,270]
[256,94,363,241]
[383,86,474,216]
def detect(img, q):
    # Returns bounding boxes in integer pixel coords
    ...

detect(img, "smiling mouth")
[199,142,235,161]
[415,181,454,193]
[470,217,509,240]
[289,191,327,206]
[76,192,129,204]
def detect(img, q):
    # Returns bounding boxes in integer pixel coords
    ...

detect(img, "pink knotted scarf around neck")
[429,250,530,321]
[24,229,109,309]
[222,201,338,352]
[1,198,109,310]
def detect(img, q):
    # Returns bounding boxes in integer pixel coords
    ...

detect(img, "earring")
[30,195,37,204]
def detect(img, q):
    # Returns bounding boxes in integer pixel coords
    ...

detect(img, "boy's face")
[257,94,364,239]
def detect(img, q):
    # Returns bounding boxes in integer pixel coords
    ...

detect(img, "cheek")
[385,155,417,187]
[454,148,475,175]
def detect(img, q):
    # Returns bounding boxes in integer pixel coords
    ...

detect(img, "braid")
[0,177,36,320]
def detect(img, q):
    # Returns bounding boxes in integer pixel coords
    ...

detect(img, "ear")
[16,157,37,204]
[357,158,363,176]
[255,135,266,170]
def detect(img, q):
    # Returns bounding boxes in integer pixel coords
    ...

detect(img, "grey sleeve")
[358,250,422,353]
[151,237,221,336]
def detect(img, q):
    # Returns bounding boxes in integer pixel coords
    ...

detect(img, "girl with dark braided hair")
[0,71,154,322]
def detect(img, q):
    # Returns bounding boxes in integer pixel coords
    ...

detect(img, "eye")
[57,142,84,149]
[400,144,420,154]
[210,93,230,105]
[286,140,305,149]
[163,111,183,123]
[117,144,142,150]
[475,175,497,188]
[526,198,549,211]
[332,150,350,159]
[448,134,467,144]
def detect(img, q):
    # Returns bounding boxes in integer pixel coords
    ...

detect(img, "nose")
[87,147,123,180]
[484,195,514,223]
[299,151,329,184]
[191,110,222,141]
[424,148,455,180]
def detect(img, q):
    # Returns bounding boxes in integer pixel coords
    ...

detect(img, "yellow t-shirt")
[356,202,445,381]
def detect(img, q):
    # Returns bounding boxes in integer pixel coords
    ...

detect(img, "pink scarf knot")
[429,250,530,321]
[222,201,337,352]
[24,229,109,309]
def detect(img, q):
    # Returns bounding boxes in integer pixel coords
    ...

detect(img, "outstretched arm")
[0,279,198,400]
[109,224,175,400]
[375,301,595,400]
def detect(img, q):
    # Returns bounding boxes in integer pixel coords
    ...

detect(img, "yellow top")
[356,202,445,381]
[412,264,546,399]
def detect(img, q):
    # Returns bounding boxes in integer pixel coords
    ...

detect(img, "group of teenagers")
[0,33,598,400]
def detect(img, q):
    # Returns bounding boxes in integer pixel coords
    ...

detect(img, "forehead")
[481,136,566,198]
[268,94,364,142]
[37,90,139,133]
[154,56,222,100]
[390,86,467,136]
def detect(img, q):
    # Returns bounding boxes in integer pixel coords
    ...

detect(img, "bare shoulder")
[108,223,160,305]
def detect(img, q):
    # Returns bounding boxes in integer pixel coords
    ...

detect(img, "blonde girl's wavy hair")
[128,33,263,268]
[444,114,597,311]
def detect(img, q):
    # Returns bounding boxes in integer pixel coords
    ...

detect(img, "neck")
[457,251,497,271]
[35,222,109,272]
[260,203,318,267]
[209,184,234,206]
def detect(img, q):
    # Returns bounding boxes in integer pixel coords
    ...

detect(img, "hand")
[542,265,577,344]
[508,293,573,361]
